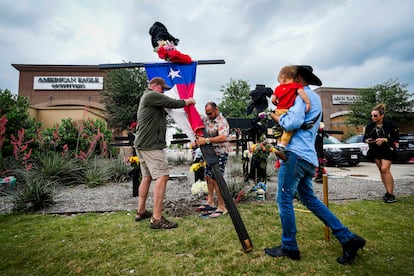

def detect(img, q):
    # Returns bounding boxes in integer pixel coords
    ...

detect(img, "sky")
[1,0,413,112]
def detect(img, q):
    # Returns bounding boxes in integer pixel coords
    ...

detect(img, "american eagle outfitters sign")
[332,94,361,105]
[34,76,103,90]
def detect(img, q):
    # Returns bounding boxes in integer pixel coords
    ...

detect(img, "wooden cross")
[99,60,253,252]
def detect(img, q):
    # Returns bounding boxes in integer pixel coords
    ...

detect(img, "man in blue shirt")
[265,66,366,265]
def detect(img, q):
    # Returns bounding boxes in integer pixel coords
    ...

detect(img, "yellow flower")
[190,162,204,172]
[129,156,139,165]
[251,144,257,152]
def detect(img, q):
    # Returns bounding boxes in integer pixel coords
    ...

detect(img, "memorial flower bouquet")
[155,40,192,64]
[190,162,204,173]
[251,141,276,169]
[128,156,139,168]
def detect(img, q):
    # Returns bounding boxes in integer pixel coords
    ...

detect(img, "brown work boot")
[150,216,178,229]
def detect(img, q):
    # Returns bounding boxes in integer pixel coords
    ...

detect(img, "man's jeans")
[276,151,354,251]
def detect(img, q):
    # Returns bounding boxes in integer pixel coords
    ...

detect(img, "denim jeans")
[276,151,354,251]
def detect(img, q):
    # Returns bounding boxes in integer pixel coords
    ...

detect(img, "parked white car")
[343,134,369,160]
[323,136,362,166]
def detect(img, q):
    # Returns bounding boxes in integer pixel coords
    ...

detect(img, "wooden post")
[323,174,330,241]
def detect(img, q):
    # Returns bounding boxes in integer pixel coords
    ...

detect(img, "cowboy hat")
[297,65,322,86]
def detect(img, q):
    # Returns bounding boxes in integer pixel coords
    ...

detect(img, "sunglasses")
[370,114,378,118]
[206,112,213,116]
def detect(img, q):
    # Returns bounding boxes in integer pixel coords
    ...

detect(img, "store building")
[12,64,107,128]
[315,87,413,137]
[315,87,363,136]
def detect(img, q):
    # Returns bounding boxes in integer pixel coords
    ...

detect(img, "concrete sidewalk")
[325,161,414,182]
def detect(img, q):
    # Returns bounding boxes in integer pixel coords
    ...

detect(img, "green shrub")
[83,167,108,188]
[0,89,41,159]
[31,152,86,186]
[6,170,56,212]
[41,118,112,158]
[83,158,111,187]
[226,176,246,198]
[224,156,247,198]
[106,158,131,182]
[167,155,190,166]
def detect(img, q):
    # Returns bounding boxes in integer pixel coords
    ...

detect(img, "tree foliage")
[101,67,148,129]
[348,79,414,126]
[218,79,251,117]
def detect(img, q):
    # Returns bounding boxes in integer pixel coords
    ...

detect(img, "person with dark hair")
[194,102,229,218]
[363,103,399,203]
[265,65,366,265]
[134,77,196,229]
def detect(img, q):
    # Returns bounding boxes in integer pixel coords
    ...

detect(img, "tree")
[218,79,251,117]
[348,79,414,126]
[101,67,148,129]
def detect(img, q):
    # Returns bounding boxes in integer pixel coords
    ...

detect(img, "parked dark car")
[395,133,414,163]
[345,133,414,163]
[323,135,361,166]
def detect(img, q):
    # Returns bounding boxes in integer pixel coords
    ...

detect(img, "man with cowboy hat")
[266,66,366,265]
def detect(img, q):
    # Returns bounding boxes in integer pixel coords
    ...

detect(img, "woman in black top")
[363,104,399,203]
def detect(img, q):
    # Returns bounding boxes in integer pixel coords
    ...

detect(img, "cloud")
[1,0,413,113]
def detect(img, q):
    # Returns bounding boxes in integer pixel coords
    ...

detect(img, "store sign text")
[332,94,361,105]
[34,76,103,90]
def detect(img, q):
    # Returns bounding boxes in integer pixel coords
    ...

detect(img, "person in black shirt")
[363,104,399,203]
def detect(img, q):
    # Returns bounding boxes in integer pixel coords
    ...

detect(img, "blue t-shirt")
[278,86,321,166]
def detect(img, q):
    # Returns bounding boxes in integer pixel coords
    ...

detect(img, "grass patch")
[0,197,413,275]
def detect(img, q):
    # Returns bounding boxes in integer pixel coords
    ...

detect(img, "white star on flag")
[168,68,181,79]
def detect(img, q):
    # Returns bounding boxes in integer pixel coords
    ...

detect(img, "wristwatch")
[206,138,211,145]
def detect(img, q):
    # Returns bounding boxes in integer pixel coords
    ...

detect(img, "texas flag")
[144,62,204,141]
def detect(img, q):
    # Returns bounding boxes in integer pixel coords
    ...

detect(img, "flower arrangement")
[155,40,192,64]
[190,162,204,173]
[250,141,276,169]
[191,180,208,196]
[251,181,267,192]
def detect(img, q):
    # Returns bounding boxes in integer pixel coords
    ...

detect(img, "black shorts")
[367,145,396,161]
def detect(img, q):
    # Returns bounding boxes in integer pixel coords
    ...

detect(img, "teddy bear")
[149,21,179,48]
[149,22,192,64]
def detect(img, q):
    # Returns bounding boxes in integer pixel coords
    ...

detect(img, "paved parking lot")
[325,161,414,181]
